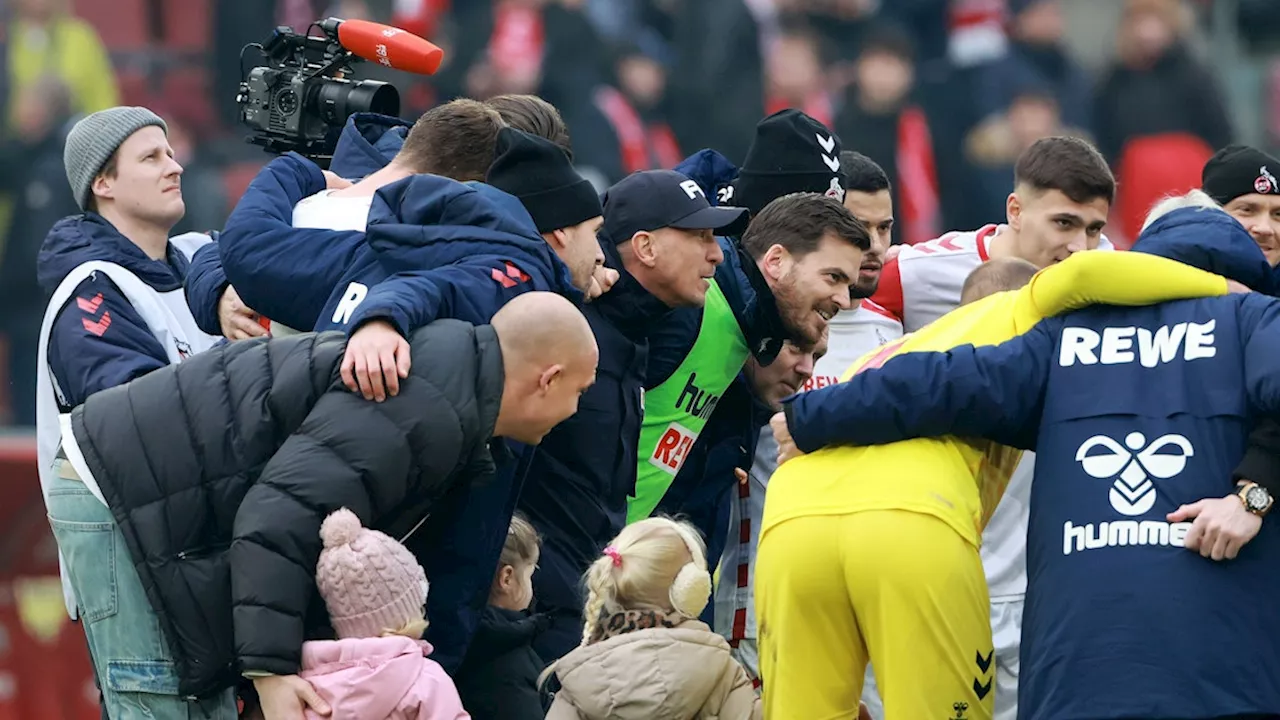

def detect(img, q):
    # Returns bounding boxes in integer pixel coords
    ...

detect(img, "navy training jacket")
[184,113,408,333]
[781,208,1280,719]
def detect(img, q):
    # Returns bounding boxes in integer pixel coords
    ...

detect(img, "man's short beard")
[851,277,878,300]
[772,273,824,345]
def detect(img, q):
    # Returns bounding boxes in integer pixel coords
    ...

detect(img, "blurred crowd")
[0,0,1275,427]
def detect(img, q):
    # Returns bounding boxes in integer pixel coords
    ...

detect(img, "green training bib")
[628,279,750,523]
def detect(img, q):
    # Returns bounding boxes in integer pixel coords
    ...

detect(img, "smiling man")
[806,151,904,389]
[627,110,869,524]
[629,192,868,522]
[1202,144,1280,266]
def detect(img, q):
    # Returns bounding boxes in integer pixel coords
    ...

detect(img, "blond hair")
[1141,189,1222,232]
[500,513,541,571]
[580,517,708,646]
[383,617,428,639]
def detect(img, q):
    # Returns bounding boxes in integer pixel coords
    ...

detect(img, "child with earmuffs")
[538,517,761,719]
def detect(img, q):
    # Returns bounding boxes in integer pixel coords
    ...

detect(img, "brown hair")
[741,192,870,261]
[396,99,505,181]
[85,150,121,214]
[485,94,573,160]
[1014,136,1116,206]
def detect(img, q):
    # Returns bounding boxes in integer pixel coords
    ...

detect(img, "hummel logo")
[1077,432,1193,516]
[973,676,992,700]
[82,313,112,338]
[975,650,993,674]
[815,133,840,172]
[76,293,104,314]
[77,292,111,337]
[490,261,531,289]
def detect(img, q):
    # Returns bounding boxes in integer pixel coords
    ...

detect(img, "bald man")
[960,257,1042,306]
[51,293,597,713]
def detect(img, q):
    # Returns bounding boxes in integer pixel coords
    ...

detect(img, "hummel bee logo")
[951,701,969,719]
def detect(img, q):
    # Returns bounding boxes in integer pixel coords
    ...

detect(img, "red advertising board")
[0,434,100,720]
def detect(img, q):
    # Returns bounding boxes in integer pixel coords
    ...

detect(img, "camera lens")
[347,81,399,117]
[313,78,400,125]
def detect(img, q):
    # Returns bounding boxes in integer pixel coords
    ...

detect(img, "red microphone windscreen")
[336,19,444,76]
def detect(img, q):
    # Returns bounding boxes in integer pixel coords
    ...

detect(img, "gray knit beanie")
[64,106,168,210]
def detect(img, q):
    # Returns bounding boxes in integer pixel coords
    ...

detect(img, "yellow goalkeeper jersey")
[760,251,1229,549]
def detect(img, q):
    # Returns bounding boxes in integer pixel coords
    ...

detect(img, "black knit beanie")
[730,109,846,216]
[1202,144,1280,206]
[486,128,603,233]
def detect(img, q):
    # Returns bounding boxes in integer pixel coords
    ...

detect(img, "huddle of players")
[740,138,1280,720]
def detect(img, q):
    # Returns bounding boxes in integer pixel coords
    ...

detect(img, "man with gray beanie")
[34,106,230,718]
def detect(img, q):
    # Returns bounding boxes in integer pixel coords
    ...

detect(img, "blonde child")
[300,508,470,720]
[454,514,549,720]
[540,517,761,719]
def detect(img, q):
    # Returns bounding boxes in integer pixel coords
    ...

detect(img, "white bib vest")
[35,232,221,617]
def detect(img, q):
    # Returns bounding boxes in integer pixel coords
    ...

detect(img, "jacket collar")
[469,324,508,477]
[718,236,786,365]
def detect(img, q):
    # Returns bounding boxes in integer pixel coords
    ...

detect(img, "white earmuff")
[668,523,712,619]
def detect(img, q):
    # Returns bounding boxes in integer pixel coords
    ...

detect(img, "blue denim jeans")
[46,461,238,719]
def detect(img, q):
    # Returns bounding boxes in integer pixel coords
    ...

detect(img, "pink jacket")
[299,636,471,720]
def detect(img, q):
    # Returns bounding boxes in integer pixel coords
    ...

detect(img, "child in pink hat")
[301,508,470,720]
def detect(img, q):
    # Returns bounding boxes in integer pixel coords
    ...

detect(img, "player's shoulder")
[857,299,902,325]
[899,224,1000,266]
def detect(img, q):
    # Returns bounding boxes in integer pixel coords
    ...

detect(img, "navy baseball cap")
[602,170,750,244]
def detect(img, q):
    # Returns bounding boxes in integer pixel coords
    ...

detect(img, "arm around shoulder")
[219,154,356,330]
[1026,251,1227,318]
[785,320,1059,452]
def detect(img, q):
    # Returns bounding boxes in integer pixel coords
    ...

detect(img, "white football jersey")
[715,301,902,656]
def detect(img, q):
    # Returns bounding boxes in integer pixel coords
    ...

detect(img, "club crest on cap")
[1255,166,1278,195]
[825,176,845,202]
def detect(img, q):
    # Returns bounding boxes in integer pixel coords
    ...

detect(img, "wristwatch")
[1235,481,1274,517]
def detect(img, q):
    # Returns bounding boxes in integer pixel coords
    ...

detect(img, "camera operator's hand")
[218,285,269,341]
[342,320,411,402]
[321,170,352,191]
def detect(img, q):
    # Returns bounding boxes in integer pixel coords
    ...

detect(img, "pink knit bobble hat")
[315,508,429,639]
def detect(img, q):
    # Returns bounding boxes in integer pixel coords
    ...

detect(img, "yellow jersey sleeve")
[1012,251,1229,330]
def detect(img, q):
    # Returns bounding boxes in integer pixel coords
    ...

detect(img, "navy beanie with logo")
[1202,144,1280,206]
[486,127,602,234]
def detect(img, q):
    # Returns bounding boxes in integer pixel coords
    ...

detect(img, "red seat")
[161,0,211,52]
[222,161,268,212]
[1114,133,1215,249]
[72,0,149,51]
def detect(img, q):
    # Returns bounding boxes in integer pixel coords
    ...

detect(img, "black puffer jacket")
[454,606,551,720]
[68,320,506,698]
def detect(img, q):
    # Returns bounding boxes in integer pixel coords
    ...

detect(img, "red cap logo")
[1256,165,1278,194]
